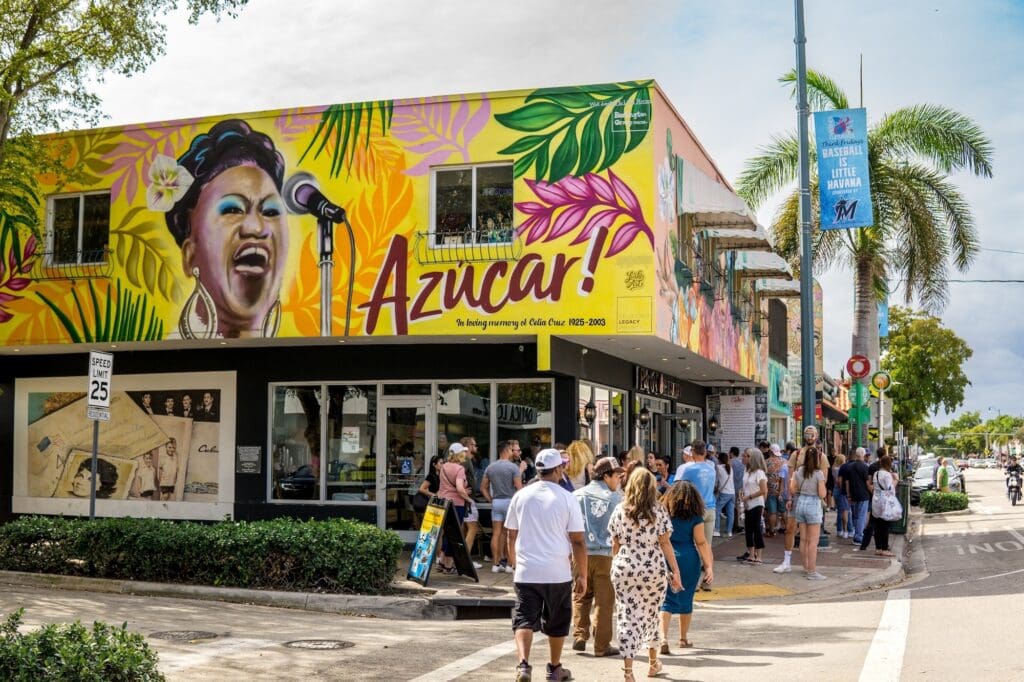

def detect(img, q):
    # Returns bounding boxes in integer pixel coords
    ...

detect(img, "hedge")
[0,609,164,681]
[920,491,969,514]
[0,516,403,595]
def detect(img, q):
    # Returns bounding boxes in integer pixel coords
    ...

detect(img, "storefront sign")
[635,367,682,400]
[814,108,874,229]
[497,402,537,426]
[236,445,261,474]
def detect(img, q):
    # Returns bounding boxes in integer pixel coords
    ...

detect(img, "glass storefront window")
[581,382,627,460]
[635,394,671,459]
[325,385,378,502]
[498,382,552,460]
[383,383,431,396]
[270,386,323,501]
[437,383,490,493]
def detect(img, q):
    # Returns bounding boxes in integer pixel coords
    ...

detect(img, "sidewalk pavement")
[395,506,911,610]
[0,508,911,623]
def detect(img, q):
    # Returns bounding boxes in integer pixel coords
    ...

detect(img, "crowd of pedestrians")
[424,425,899,680]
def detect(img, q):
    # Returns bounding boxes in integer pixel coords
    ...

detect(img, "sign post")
[86,351,113,520]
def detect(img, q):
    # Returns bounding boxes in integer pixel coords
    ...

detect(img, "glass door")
[378,397,433,541]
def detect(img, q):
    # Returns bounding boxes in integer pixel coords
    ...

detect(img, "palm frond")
[871,104,993,178]
[770,189,801,261]
[735,133,803,209]
[779,68,850,111]
[894,163,977,270]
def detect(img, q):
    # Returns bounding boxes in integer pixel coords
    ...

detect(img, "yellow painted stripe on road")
[694,583,793,601]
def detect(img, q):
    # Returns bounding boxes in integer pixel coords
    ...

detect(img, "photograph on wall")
[56,450,137,501]
[26,388,221,503]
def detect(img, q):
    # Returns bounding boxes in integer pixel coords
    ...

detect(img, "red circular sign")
[847,354,871,379]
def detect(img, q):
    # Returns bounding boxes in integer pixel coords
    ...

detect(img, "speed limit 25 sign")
[88,351,114,408]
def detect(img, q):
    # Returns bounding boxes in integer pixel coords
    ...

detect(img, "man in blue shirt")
[678,440,717,590]
[571,456,624,658]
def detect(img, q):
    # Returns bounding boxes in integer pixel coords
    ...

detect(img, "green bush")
[920,491,969,513]
[0,609,164,681]
[0,517,403,595]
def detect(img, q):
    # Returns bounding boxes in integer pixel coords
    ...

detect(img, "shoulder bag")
[871,472,903,521]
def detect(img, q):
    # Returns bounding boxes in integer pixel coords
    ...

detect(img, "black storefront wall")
[0,341,552,523]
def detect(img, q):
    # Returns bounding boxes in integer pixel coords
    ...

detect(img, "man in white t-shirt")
[506,448,587,682]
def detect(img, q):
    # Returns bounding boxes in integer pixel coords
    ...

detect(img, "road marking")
[408,638,517,682]
[1004,526,1024,545]
[858,589,910,682]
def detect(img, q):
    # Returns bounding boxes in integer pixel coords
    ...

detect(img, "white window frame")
[46,190,111,266]
[429,163,515,248]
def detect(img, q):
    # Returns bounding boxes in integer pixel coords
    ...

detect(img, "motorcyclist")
[1005,456,1022,490]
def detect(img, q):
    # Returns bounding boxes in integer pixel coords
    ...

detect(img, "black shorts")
[512,581,572,637]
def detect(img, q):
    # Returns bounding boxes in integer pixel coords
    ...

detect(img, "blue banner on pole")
[814,108,874,229]
[878,296,889,338]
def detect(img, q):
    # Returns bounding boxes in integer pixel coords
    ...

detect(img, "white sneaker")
[504,565,516,573]
[725,533,733,539]
[806,571,827,581]
[492,565,503,573]
[773,563,792,574]
[713,531,721,537]
[472,561,483,569]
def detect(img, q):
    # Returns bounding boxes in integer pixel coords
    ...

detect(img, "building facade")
[1,80,792,537]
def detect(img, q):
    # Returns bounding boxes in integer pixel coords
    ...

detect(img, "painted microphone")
[283,171,346,223]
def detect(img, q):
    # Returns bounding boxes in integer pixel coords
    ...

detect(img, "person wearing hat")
[764,443,785,537]
[436,442,475,574]
[506,448,587,682]
[571,456,625,658]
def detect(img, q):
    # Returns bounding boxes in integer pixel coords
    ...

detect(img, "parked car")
[984,459,999,469]
[955,459,969,470]
[911,463,965,505]
[274,464,318,500]
[968,458,982,468]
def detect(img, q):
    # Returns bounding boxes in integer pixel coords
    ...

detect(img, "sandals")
[743,558,763,565]
[875,550,895,557]
[623,668,636,682]
[678,639,693,648]
[647,658,663,677]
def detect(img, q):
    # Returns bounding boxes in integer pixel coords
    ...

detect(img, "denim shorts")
[491,497,511,523]
[794,495,823,524]
[833,487,851,512]
[766,495,785,514]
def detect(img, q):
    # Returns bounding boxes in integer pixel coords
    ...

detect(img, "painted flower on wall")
[145,155,194,212]
[657,158,675,222]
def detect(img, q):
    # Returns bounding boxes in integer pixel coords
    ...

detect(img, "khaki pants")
[572,554,614,654]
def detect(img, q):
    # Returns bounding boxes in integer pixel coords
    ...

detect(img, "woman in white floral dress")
[609,468,682,681]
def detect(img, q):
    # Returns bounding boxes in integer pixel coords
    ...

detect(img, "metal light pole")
[794,0,816,431]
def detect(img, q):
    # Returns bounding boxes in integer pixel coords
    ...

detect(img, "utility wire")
[979,247,1024,256]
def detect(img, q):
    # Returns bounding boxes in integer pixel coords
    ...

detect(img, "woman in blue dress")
[659,480,715,652]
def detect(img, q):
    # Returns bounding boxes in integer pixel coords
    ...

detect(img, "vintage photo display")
[16,371,234,519]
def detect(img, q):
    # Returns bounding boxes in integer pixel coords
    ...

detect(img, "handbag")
[412,491,431,513]
[871,472,903,521]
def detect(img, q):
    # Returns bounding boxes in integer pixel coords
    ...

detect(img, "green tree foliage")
[941,411,983,455]
[881,306,972,433]
[0,0,249,232]
[736,70,993,379]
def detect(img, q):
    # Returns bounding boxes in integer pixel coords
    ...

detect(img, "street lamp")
[708,415,719,434]
[583,401,597,425]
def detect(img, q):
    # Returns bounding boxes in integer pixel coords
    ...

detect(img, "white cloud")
[86,0,1023,422]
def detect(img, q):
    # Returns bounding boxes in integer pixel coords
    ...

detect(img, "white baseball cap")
[535,448,568,471]
[448,442,468,455]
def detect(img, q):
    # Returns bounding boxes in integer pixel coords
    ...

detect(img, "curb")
[0,570,455,621]
[923,508,972,517]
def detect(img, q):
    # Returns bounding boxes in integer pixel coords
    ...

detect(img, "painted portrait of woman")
[151,119,289,338]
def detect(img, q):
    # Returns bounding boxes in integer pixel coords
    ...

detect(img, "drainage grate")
[283,639,355,650]
[150,631,219,643]
[456,587,508,598]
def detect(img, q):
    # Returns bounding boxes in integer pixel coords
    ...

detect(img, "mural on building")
[653,96,767,384]
[24,387,222,503]
[786,281,824,376]
[2,81,662,345]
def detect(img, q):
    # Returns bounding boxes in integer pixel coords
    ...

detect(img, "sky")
[87,0,1024,426]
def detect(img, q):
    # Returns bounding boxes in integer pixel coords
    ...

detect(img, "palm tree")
[737,69,993,371]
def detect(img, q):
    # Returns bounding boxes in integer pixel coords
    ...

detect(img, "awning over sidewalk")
[755,278,801,297]
[679,157,758,230]
[733,251,793,279]
[698,225,773,251]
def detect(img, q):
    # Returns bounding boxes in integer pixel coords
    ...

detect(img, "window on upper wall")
[432,164,514,246]
[48,192,110,266]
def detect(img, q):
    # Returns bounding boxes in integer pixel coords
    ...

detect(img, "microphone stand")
[318,216,334,337]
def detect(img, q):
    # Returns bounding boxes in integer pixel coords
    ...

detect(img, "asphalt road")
[0,468,1019,681]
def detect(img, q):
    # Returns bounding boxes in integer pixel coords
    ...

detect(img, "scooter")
[1007,473,1022,506]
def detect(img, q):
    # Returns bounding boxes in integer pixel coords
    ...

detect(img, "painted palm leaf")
[299,100,395,178]
[37,279,165,343]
